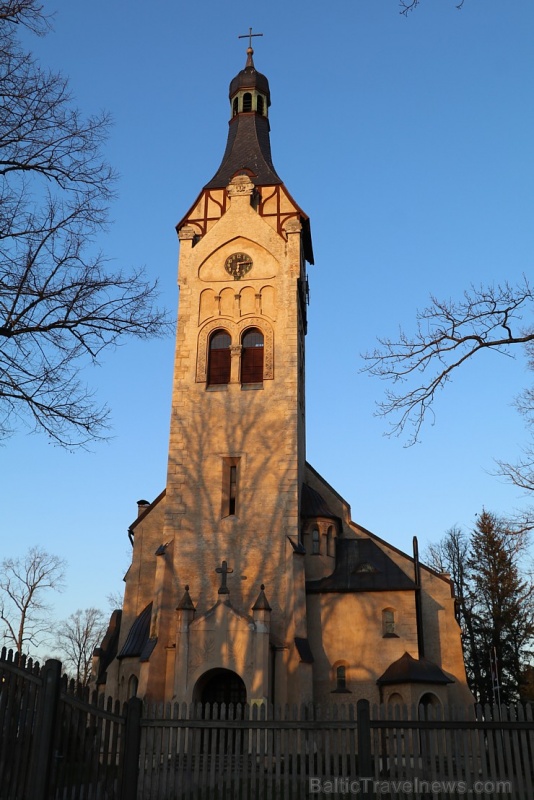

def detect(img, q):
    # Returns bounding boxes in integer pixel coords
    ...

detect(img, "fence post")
[357,699,372,799]
[121,695,142,800]
[29,658,62,800]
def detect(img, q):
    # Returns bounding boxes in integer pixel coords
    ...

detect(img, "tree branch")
[362,279,534,445]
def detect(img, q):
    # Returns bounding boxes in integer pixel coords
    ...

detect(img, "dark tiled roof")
[204,114,282,189]
[301,483,338,520]
[295,637,314,664]
[230,65,270,101]
[306,538,416,593]
[117,602,153,660]
[287,536,306,554]
[377,652,453,685]
[94,609,122,685]
[140,637,157,662]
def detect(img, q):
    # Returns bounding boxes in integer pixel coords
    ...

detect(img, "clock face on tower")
[225,252,253,280]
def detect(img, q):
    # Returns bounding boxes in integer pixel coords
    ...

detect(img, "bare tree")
[106,590,124,613]
[362,278,534,489]
[0,545,66,656]
[0,1,171,448]
[0,1,49,32]
[426,525,482,699]
[400,0,464,13]
[55,607,107,685]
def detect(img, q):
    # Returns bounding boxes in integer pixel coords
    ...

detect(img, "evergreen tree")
[426,511,534,704]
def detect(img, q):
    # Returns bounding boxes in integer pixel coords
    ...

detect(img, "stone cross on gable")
[216,560,233,594]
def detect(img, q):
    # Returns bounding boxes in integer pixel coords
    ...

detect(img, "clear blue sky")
[3,0,533,645]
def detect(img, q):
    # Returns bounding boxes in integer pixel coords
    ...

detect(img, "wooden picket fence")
[0,648,127,800]
[136,699,534,799]
[1,648,534,799]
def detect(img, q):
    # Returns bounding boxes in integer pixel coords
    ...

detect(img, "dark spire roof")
[204,47,282,189]
[252,583,272,612]
[177,585,195,611]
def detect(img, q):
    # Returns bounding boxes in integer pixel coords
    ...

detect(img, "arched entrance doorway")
[193,668,247,707]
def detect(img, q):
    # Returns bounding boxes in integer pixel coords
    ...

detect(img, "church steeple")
[204,44,282,189]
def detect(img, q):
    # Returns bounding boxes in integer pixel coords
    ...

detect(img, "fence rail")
[1,649,533,799]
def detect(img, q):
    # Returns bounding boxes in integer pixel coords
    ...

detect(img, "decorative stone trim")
[237,317,274,380]
[227,175,255,197]
[284,217,302,234]
[178,225,196,240]
[196,317,274,382]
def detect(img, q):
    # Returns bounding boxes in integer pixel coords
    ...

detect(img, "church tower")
[160,40,314,704]
[100,42,316,706]
[94,42,471,712]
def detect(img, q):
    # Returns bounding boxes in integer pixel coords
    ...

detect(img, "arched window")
[232,97,238,116]
[326,525,334,556]
[241,328,264,384]
[419,691,441,713]
[382,608,397,637]
[332,662,350,693]
[243,92,252,112]
[388,692,404,709]
[312,527,320,555]
[337,665,346,690]
[128,674,138,698]
[208,329,231,386]
[257,95,264,115]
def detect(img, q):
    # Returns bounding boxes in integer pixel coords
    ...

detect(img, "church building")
[93,43,471,711]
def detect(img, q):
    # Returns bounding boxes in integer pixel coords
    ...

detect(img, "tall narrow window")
[336,665,347,691]
[229,465,237,515]
[222,457,240,518]
[241,328,264,384]
[326,525,334,556]
[243,92,252,112]
[382,608,397,637]
[257,95,264,115]
[312,528,320,555]
[331,662,350,693]
[207,329,231,386]
[232,97,238,116]
[128,674,139,698]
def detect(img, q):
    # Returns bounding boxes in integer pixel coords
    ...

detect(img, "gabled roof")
[129,489,166,532]
[377,652,453,685]
[301,483,339,521]
[306,537,416,594]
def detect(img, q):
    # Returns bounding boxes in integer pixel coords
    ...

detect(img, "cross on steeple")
[216,560,233,594]
[238,27,263,49]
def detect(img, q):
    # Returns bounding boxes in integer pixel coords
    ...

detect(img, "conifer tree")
[427,511,534,703]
